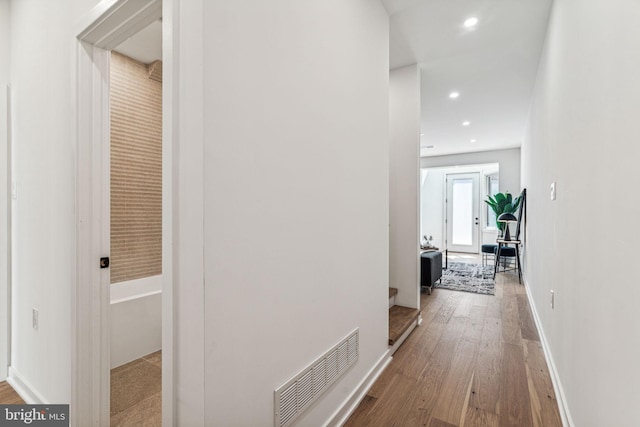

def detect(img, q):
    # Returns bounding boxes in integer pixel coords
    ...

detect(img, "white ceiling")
[114,19,162,64]
[383,0,553,157]
[112,5,552,158]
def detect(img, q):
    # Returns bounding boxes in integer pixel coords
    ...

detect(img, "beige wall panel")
[110,52,162,284]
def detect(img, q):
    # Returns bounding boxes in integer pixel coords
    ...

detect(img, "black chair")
[494,189,526,284]
[481,244,498,266]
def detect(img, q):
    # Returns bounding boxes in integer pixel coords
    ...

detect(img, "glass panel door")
[446,173,480,253]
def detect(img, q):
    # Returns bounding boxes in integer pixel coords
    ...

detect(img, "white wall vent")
[274,329,359,427]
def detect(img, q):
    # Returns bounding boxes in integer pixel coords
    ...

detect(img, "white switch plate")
[550,182,556,201]
[32,308,39,330]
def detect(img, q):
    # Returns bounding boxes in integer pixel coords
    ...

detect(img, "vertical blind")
[110,52,162,284]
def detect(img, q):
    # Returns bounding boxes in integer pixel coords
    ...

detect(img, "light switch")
[550,182,556,201]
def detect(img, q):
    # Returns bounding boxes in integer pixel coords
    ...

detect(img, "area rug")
[434,262,495,295]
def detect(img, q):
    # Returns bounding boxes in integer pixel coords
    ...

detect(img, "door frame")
[73,0,171,425]
[445,172,481,254]
[0,84,12,382]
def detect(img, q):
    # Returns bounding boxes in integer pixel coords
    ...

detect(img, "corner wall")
[0,0,10,382]
[8,0,101,403]
[179,1,392,425]
[389,65,421,309]
[522,1,640,426]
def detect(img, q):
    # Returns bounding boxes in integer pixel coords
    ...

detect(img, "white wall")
[420,169,444,249]
[0,0,10,382]
[522,1,640,426]
[8,0,100,403]
[171,0,205,423]
[169,1,391,425]
[421,148,521,196]
[421,163,499,251]
[389,65,421,309]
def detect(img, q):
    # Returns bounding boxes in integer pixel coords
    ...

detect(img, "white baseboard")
[7,366,47,404]
[522,276,574,427]
[325,349,392,427]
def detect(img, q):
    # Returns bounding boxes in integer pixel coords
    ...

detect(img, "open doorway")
[74,0,172,424]
[109,20,163,426]
[420,163,500,262]
[445,172,480,253]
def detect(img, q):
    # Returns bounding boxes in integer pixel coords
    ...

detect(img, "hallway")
[346,272,562,426]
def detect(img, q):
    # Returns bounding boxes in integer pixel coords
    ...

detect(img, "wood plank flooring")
[389,306,421,346]
[346,272,562,427]
[0,381,24,404]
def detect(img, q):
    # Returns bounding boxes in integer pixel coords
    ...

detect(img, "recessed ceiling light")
[449,91,460,99]
[420,133,425,136]
[464,17,479,28]
[462,121,470,126]
[470,139,477,143]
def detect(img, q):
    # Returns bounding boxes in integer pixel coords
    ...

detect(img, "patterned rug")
[434,262,495,295]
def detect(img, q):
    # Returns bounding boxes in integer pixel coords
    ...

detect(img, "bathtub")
[110,275,162,369]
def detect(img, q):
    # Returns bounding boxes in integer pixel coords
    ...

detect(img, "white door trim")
[74,37,111,427]
[445,172,481,254]
[73,0,170,425]
[0,84,12,382]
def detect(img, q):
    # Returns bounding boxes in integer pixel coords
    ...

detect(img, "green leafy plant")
[485,192,521,231]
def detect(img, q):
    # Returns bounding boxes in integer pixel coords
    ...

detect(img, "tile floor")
[111,351,162,427]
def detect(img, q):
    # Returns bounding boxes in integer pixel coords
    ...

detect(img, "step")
[388,305,420,346]
[389,287,398,308]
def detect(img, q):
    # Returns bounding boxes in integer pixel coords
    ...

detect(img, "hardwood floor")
[346,272,562,427]
[389,305,421,346]
[0,381,24,404]
[1,271,559,427]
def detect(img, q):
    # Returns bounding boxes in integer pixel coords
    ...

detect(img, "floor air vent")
[275,329,359,427]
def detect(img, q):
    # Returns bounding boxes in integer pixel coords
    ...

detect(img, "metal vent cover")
[275,329,359,427]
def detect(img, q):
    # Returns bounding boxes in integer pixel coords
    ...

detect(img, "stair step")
[388,305,420,346]
[388,287,398,298]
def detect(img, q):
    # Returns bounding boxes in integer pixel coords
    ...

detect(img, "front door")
[446,173,480,253]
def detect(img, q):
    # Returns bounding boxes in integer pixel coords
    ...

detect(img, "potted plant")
[485,192,521,235]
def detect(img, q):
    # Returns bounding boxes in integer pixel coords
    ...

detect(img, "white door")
[75,1,166,424]
[446,173,480,253]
